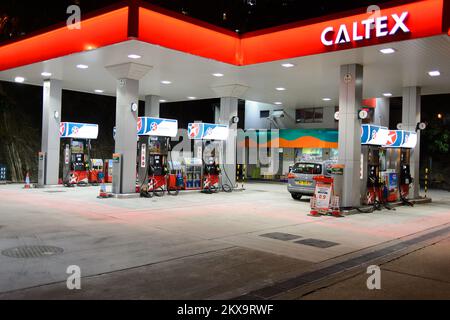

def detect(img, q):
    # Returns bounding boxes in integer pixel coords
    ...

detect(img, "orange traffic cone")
[24,172,31,189]
[309,196,320,217]
[98,182,108,198]
[331,196,342,217]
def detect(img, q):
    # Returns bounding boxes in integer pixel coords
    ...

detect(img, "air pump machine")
[60,122,99,186]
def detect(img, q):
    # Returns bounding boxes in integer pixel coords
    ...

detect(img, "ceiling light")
[212,73,224,77]
[14,76,25,83]
[383,93,392,97]
[428,70,441,77]
[161,80,172,84]
[187,96,197,100]
[275,87,286,91]
[322,98,331,101]
[159,99,167,103]
[380,48,396,54]
[281,63,295,68]
[95,89,104,93]
[76,64,89,69]
[128,54,141,59]
[41,72,52,77]
[274,102,283,105]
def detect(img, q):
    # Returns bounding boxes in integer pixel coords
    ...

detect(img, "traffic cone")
[24,172,31,189]
[309,196,320,217]
[98,182,108,198]
[331,196,342,217]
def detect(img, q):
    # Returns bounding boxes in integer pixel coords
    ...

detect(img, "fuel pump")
[60,122,99,187]
[62,139,90,186]
[399,150,412,198]
[187,122,231,193]
[364,146,382,206]
[202,141,221,192]
[384,129,417,204]
[136,117,178,197]
[361,125,389,207]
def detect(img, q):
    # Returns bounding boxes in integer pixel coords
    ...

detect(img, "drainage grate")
[260,232,302,241]
[1,245,64,258]
[295,238,339,248]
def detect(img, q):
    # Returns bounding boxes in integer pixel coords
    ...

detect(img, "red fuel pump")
[399,149,413,200]
[62,139,91,186]
[60,122,99,187]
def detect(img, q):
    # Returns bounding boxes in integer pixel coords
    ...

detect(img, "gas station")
[0,0,449,207]
[0,0,449,300]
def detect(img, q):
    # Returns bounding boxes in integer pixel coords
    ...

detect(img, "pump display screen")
[71,141,84,154]
[292,163,322,175]
[75,154,83,162]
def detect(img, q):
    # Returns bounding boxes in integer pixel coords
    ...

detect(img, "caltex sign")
[321,11,410,46]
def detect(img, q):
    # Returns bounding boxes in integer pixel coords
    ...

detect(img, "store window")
[295,107,324,123]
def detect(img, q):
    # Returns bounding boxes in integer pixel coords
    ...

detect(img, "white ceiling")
[0,35,449,109]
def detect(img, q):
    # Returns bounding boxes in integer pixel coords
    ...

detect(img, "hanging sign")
[187,123,229,140]
[59,122,98,139]
[138,117,178,137]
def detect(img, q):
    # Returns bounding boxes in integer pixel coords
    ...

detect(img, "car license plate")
[296,180,311,186]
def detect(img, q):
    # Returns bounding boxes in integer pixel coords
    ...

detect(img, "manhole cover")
[2,245,64,258]
[260,232,302,241]
[294,238,339,249]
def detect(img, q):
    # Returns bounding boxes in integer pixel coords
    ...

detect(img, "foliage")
[421,120,450,154]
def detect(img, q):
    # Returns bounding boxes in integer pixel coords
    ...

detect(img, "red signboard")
[0,0,447,70]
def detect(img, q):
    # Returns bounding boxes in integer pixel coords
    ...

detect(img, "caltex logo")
[386,130,397,145]
[59,123,66,136]
[189,123,200,138]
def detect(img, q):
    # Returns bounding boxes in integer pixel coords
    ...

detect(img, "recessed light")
[159,99,167,103]
[383,93,392,97]
[161,80,172,84]
[95,89,104,93]
[275,87,286,91]
[380,48,396,54]
[41,72,52,77]
[274,102,283,105]
[212,73,224,77]
[128,54,141,59]
[281,63,295,68]
[428,70,441,77]
[14,76,25,83]
[187,96,197,100]
[322,98,331,101]
[76,64,89,69]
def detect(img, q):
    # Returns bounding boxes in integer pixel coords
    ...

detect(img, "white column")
[114,78,139,194]
[106,62,152,194]
[144,95,160,117]
[40,79,62,185]
[338,64,363,207]
[217,97,238,187]
[374,97,390,127]
[402,86,421,198]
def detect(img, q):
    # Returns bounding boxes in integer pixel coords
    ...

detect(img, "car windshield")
[292,163,322,174]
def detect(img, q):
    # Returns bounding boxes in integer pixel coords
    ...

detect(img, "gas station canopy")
[0,0,449,107]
